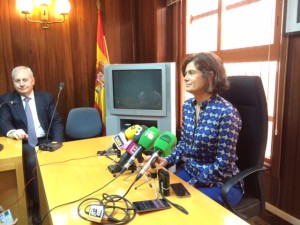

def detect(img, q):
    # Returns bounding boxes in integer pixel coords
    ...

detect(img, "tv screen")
[105,62,177,135]
[112,69,163,110]
[105,63,168,117]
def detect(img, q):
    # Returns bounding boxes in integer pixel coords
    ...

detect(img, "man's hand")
[8,129,28,140]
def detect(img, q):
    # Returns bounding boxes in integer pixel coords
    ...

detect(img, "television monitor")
[104,62,176,135]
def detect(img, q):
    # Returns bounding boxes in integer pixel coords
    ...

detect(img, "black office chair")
[65,107,102,140]
[219,76,268,220]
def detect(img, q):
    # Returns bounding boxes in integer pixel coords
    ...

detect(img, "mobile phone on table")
[132,199,171,213]
[170,183,191,198]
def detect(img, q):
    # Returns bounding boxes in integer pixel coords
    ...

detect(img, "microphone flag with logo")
[107,125,149,174]
[119,126,160,175]
[135,131,177,181]
[107,125,141,153]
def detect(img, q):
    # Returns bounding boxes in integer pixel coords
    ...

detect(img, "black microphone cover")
[108,152,133,174]
[108,151,138,174]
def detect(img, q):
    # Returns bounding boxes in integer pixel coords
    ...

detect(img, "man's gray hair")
[11,66,34,79]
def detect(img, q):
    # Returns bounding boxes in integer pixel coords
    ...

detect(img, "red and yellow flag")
[94,7,109,135]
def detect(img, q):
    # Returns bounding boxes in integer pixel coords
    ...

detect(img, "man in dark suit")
[0,66,64,225]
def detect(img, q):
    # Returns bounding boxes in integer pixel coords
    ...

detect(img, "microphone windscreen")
[138,126,160,150]
[154,131,177,157]
[59,82,65,90]
[124,124,141,140]
[132,125,148,142]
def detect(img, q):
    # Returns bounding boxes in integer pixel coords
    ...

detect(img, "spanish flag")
[94,2,109,135]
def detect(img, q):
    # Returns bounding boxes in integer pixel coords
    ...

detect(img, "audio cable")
[77,194,136,225]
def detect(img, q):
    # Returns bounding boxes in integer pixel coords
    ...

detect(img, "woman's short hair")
[181,52,229,94]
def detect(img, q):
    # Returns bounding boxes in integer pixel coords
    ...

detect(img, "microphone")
[135,131,177,181]
[0,100,18,108]
[119,126,160,175]
[108,125,148,174]
[39,82,65,151]
[100,125,141,156]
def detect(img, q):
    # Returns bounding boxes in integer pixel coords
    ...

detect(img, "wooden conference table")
[37,136,249,225]
[0,137,28,225]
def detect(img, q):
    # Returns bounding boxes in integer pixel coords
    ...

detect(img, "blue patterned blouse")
[166,95,242,187]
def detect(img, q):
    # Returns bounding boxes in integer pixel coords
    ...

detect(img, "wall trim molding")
[266,202,300,225]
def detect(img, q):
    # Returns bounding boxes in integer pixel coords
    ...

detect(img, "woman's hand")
[144,155,168,167]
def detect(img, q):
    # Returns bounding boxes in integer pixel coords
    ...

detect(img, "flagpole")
[96,0,101,11]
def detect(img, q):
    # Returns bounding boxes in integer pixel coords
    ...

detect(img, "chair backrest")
[219,75,268,214]
[65,107,102,140]
[220,76,268,170]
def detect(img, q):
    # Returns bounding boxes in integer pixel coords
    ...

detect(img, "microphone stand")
[110,159,138,177]
[39,82,64,151]
[123,156,144,181]
[134,164,159,199]
[106,149,122,170]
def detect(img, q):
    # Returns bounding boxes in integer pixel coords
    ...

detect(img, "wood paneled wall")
[280,34,300,218]
[0,0,99,125]
[0,0,178,127]
[257,34,300,224]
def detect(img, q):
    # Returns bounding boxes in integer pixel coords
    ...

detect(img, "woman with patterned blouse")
[156,52,243,207]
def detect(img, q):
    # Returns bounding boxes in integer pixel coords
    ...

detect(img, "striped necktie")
[24,97,38,146]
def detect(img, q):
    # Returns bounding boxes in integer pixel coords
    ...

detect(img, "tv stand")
[120,118,158,130]
[106,115,176,135]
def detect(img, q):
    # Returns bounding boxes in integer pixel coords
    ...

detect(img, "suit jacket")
[0,90,64,143]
